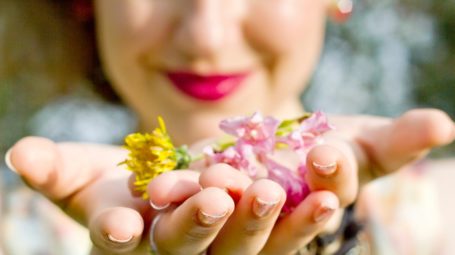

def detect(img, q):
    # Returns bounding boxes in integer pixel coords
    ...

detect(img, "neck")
[138,98,304,146]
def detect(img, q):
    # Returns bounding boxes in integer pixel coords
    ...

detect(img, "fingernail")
[4,149,17,173]
[252,197,279,218]
[197,210,228,226]
[312,161,337,176]
[313,203,336,223]
[107,234,133,244]
[150,201,170,211]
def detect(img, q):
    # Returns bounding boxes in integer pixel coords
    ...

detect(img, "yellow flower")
[120,117,177,199]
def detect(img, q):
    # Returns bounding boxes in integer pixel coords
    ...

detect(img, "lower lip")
[165,71,250,101]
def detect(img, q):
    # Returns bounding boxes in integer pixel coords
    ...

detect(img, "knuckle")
[184,225,214,241]
[242,222,270,236]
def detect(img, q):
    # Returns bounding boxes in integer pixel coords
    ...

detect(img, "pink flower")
[210,111,333,215]
[300,111,334,136]
[277,112,333,150]
[219,112,280,154]
[277,130,305,150]
[263,157,310,214]
[297,163,308,179]
[204,145,257,177]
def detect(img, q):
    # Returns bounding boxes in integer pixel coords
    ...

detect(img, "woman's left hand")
[146,108,454,255]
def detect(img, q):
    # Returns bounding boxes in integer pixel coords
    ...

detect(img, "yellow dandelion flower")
[120,117,178,199]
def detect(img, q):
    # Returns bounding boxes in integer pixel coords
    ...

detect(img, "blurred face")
[95,0,328,143]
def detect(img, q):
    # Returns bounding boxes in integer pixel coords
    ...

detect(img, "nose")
[175,0,235,59]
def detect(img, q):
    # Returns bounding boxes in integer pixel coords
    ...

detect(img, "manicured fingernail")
[4,149,17,173]
[252,197,279,218]
[107,234,133,243]
[313,203,336,223]
[150,201,170,211]
[312,161,337,176]
[197,210,228,226]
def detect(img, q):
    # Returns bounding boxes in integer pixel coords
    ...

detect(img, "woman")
[3,0,455,254]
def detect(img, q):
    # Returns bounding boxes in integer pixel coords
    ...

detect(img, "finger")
[8,136,150,227]
[89,207,144,254]
[209,179,285,255]
[261,191,340,255]
[306,143,358,207]
[8,136,127,201]
[199,163,253,202]
[147,170,201,210]
[128,173,144,198]
[357,109,455,178]
[8,137,70,199]
[153,187,234,255]
[69,171,151,225]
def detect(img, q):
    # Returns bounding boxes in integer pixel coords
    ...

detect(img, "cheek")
[96,0,175,66]
[244,0,326,55]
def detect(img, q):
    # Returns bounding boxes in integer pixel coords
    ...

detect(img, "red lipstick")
[165,71,249,101]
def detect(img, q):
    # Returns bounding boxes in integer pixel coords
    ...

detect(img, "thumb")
[359,109,455,177]
[6,136,68,200]
[5,136,123,202]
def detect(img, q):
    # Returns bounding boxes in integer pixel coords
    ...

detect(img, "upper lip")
[164,70,250,78]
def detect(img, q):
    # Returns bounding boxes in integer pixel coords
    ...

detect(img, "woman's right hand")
[5,136,339,255]
[7,137,162,254]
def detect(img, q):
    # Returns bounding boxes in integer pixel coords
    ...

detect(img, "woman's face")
[95,0,327,139]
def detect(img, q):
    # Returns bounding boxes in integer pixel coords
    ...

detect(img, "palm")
[9,139,152,253]
[8,109,454,254]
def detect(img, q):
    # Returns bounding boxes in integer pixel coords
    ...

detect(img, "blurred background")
[0,0,454,254]
[303,0,455,157]
[2,0,453,159]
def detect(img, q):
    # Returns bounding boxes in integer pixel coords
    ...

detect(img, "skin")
[5,0,455,254]
[8,111,454,255]
[95,0,325,144]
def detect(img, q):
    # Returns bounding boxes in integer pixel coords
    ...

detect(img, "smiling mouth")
[165,71,250,101]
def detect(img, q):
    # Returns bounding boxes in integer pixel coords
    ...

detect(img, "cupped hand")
[6,108,454,255]
[143,108,454,255]
[7,137,156,254]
